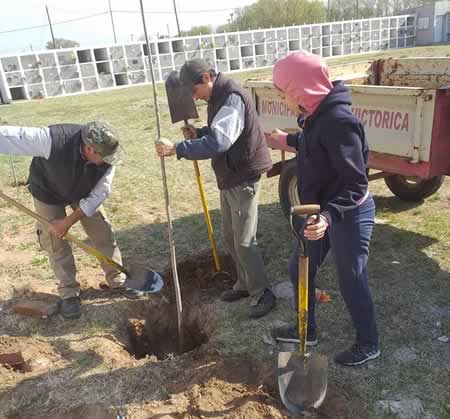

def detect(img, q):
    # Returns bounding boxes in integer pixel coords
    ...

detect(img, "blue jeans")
[289,195,378,346]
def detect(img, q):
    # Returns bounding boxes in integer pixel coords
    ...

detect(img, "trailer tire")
[278,159,301,217]
[384,175,445,202]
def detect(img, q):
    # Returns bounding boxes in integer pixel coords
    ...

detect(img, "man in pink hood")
[270,51,379,366]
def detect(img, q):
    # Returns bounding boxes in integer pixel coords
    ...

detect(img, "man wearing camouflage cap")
[0,121,129,319]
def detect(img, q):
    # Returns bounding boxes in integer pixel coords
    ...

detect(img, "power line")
[0,7,239,36]
[0,12,109,35]
[113,8,240,15]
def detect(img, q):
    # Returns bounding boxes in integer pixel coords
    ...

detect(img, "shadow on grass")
[1,200,449,417]
[373,195,424,213]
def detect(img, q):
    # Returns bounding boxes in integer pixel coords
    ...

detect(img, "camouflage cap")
[81,121,125,165]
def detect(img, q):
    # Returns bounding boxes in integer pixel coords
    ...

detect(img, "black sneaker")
[270,324,318,346]
[220,289,250,302]
[60,297,81,320]
[249,289,276,318]
[334,343,380,366]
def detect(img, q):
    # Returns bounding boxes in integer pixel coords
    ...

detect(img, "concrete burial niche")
[109,46,124,60]
[114,73,128,86]
[39,53,57,67]
[45,82,63,96]
[76,49,92,63]
[255,44,265,56]
[79,63,95,78]
[20,55,39,69]
[94,48,109,62]
[42,68,60,83]
[1,57,19,72]
[57,51,76,66]
[82,77,98,91]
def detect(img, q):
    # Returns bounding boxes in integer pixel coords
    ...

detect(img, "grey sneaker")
[334,343,380,366]
[270,324,318,346]
[60,297,81,320]
[249,289,276,318]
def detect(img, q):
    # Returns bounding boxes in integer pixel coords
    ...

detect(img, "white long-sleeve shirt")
[175,93,245,160]
[0,126,115,216]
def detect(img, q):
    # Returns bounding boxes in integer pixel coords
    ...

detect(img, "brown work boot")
[220,289,250,302]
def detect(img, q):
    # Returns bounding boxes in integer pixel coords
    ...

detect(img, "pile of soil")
[162,250,236,302]
[0,336,61,374]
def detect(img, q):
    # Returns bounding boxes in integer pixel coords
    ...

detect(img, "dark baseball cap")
[81,120,125,166]
[179,59,213,87]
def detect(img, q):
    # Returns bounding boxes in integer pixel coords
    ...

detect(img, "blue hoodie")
[287,81,369,225]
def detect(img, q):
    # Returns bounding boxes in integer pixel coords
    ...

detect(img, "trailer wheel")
[384,175,445,202]
[278,159,301,216]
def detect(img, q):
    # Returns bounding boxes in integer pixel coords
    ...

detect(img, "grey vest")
[28,124,109,205]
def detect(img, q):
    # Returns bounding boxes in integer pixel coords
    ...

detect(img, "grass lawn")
[0,45,449,418]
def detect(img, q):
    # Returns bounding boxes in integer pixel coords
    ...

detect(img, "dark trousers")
[289,195,378,346]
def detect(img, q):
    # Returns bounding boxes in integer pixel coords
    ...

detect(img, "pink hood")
[272,51,334,115]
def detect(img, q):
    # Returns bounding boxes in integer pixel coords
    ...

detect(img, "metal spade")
[278,204,328,413]
[0,189,163,294]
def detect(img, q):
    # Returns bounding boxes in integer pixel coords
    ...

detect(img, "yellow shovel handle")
[298,255,309,355]
[192,161,221,272]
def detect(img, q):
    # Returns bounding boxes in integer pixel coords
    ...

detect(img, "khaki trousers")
[34,197,126,299]
[220,178,269,305]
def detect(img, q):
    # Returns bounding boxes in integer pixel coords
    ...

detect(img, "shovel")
[139,2,184,353]
[278,204,328,413]
[165,70,231,281]
[0,189,163,294]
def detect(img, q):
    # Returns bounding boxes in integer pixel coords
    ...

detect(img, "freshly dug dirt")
[127,302,214,360]
[0,336,61,374]
[162,250,236,302]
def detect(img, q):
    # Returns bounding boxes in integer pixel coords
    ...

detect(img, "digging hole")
[163,250,236,301]
[127,302,213,360]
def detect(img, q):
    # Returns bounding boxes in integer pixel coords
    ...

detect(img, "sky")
[0,0,257,55]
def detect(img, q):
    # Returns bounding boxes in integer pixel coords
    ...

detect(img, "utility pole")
[356,0,359,19]
[108,0,117,44]
[172,0,181,37]
[327,0,330,21]
[45,5,56,49]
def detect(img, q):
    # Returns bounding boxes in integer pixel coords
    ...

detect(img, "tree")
[179,25,213,37]
[46,38,80,49]
[217,0,326,32]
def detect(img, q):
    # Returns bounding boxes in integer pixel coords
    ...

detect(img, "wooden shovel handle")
[291,204,321,216]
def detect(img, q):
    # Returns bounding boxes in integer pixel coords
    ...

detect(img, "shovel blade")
[278,351,328,413]
[124,268,164,295]
[165,70,199,124]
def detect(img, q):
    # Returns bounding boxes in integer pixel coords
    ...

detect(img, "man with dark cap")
[0,121,131,319]
[155,59,276,318]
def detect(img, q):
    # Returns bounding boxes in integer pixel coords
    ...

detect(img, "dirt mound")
[162,250,236,302]
[156,356,360,419]
[145,356,286,418]
[0,335,61,374]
